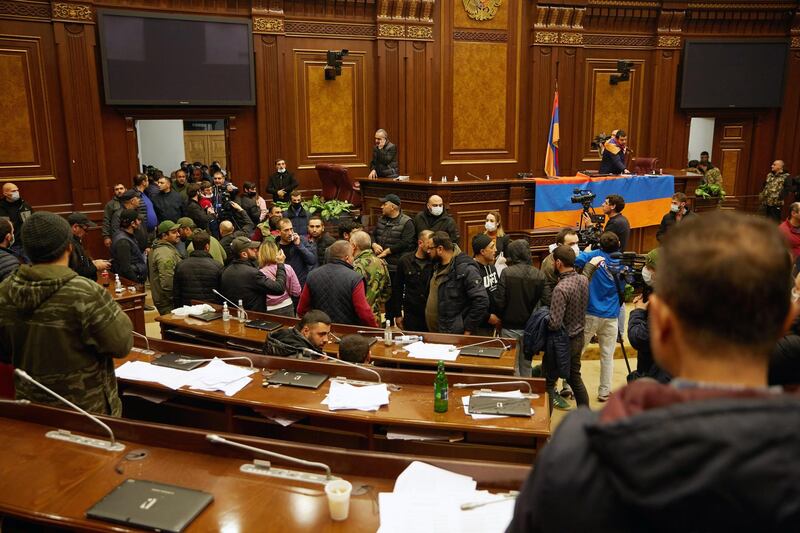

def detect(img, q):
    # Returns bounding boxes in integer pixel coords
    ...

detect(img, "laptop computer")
[150,352,206,371]
[245,319,282,332]
[188,311,223,322]
[265,369,329,389]
[468,395,532,417]
[459,346,504,358]
[86,479,213,533]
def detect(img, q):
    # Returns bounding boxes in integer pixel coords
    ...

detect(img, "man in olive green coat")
[149,220,183,315]
[350,229,391,325]
[0,211,133,416]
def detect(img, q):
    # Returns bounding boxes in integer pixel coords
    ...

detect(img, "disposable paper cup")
[325,479,352,521]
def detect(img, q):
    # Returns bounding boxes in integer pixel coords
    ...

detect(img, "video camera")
[571,189,596,205]
[572,188,605,248]
[608,251,647,290]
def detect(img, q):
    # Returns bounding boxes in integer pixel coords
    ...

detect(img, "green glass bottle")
[434,360,449,413]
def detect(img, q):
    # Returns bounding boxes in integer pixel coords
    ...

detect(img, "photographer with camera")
[211,171,252,235]
[575,231,624,402]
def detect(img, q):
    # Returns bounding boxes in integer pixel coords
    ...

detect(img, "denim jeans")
[583,314,619,397]
[502,328,529,377]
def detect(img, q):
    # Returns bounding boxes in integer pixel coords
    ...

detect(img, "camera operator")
[601,194,630,252]
[211,171,252,235]
[627,248,671,383]
[575,231,623,402]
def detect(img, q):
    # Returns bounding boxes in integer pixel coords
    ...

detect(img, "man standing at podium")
[367,129,399,179]
[599,130,629,175]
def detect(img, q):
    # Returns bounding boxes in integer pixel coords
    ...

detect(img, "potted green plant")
[274,195,353,221]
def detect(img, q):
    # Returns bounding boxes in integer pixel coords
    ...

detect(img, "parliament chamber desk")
[117,337,550,464]
[156,306,517,375]
[359,170,704,255]
[106,278,147,335]
[0,402,529,531]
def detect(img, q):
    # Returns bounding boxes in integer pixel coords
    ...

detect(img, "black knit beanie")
[22,211,72,263]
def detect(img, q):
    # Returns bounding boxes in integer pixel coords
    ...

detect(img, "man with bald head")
[414,194,460,246]
[0,183,33,251]
[350,230,391,325]
[368,129,399,179]
[759,159,790,222]
[297,240,378,327]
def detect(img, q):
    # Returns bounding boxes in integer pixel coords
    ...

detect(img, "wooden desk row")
[157,305,518,375]
[106,278,147,335]
[0,402,530,532]
[118,337,550,464]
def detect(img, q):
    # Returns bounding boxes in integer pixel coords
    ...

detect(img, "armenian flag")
[533,174,675,229]
[544,90,559,177]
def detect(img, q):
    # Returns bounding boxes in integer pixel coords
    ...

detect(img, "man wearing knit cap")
[110,209,147,284]
[148,220,183,315]
[0,211,133,415]
[472,233,500,336]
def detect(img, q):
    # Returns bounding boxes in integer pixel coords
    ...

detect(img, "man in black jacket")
[151,176,185,224]
[263,310,331,357]
[425,231,488,334]
[266,158,298,203]
[392,230,433,331]
[172,231,222,308]
[0,218,20,282]
[373,194,416,324]
[110,209,147,284]
[0,182,33,252]
[306,215,335,265]
[413,195,460,246]
[220,236,286,312]
[508,211,800,533]
[67,212,111,280]
[238,181,263,227]
[656,192,695,242]
[185,183,213,231]
[367,129,399,179]
[602,194,630,252]
[102,183,126,248]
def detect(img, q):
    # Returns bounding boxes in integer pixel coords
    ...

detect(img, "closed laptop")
[266,369,329,389]
[468,395,531,417]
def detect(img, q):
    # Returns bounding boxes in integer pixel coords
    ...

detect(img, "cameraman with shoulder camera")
[627,249,671,383]
[211,171,252,235]
[575,231,624,402]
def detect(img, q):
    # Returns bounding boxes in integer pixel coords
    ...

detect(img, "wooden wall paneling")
[651,47,681,168]
[53,20,107,213]
[404,40,432,178]
[775,47,800,174]
[255,33,284,194]
[227,107,259,183]
[376,39,401,165]
[712,118,753,197]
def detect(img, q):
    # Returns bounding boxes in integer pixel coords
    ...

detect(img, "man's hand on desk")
[368,170,377,180]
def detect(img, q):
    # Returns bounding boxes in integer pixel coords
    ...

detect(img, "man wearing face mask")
[0,183,33,252]
[413,195,460,245]
[657,192,695,243]
[267,158,298,202]
[368,129,399,179]
[627,249,671,383]
[297,240,378,327]
[238,181,263,227]
[285,191,309,236]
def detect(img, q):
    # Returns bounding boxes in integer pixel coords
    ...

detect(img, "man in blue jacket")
[574,231,623,402]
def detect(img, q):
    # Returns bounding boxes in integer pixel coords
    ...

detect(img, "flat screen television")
[97,10,255,106]
[680,40,787,109]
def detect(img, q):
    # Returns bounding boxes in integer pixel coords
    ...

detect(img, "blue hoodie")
[574,249,622,319]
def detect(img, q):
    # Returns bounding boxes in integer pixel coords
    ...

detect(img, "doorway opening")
[135,119,227,177]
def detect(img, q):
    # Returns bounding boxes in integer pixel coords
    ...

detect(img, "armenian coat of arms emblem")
[463,0,502,21]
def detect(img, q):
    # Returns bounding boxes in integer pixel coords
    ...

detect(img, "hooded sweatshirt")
[0,264,133,415]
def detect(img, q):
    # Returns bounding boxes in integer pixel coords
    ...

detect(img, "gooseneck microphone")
[131,330,150,351]
[175,356,255,368]
[14,369,125,451]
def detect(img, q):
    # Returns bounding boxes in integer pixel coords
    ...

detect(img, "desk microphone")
[131,330,150,351]
[302,348,383,384]
[14,369,125,451]
[452,338,511,352]
[453,380,533,395]
[206,433,338,485]
[213,289,249,321]
[175,356,255,368]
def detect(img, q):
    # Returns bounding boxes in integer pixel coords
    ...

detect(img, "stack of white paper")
[171,303,216,316]
[378,461,517,533]
[404,341,460,361]
[461,390,534,420]
[321,380,390,411]
[115,358,256,397]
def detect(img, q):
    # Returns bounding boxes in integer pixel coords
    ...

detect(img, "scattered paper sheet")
[386,429,462,442]
[116,358,256,396]
[404,341,460,361]
[321,380,390,411]
[171,303,216,316]
[253,408,304,427]
[378,462,515,533]
[460,390,534,420]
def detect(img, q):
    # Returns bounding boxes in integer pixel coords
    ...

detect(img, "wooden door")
[712,118,754,196]
[183,131,227,168]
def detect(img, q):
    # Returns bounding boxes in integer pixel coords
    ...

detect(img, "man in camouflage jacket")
[350,229,391,325]
[149,220,184,315]
[0,212,133,416]
[759,160,790,222]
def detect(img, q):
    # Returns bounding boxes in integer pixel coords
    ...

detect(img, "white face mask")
[9,191,20,202]
[430,206,443,216]
[278,168,286,173]
[670,203,680,213]
[642,267,653,286]
[485,221,497,232]
[571,244,580,256]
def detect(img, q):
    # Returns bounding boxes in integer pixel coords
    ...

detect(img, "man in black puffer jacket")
[172,231,223,308]
[425,231,488,334]
[264,310,331,357]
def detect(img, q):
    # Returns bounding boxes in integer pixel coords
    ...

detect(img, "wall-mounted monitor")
[680,40,788,109]
[98,10,255,106]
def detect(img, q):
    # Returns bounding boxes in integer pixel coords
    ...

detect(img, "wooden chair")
[632,157,659,175]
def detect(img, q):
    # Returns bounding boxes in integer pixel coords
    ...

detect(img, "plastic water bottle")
[237,299,246,322]
[222,302,230,322]
[384,319,393,346]
[453,175,459,182]
[114,274,123,294]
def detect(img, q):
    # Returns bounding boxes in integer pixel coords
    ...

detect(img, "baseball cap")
[379,193,401,206]
[157,220,181,235]
[119,189,138,202]
[177,217,196,229]
[67,212,97,228]
[231,236,260,256]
